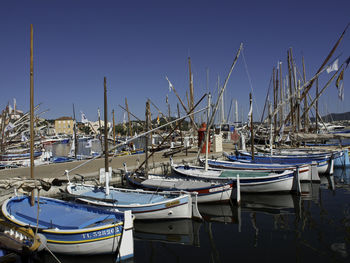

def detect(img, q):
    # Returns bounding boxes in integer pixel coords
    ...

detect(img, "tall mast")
[302,56,309,132]
[144,100,150,178]
[30,24,34,180]
[112,109,116,146]
[250,93,254,160]
[279,62,283,128]
[287,49,294,131]
[188,57,195,135]
[273,68,277,142]
[125,98,132,137]
[72,104,78,159]
[316,78,319,133]
[104,77,109,175]
[30,24,35,206]
[98,108,102,148]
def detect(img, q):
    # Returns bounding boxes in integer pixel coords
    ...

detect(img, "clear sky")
[0,0,349,123]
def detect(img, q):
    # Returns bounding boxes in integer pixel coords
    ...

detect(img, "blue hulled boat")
[1,195,134,259]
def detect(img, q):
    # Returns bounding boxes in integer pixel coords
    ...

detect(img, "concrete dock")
[0,143,234,181]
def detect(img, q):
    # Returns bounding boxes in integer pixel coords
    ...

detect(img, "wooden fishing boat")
[171,164,297,193]
[125,172,234,203]
[201,158,318,182]
[2,195,134,259]
[66,183,201,220]
[225,151,332,174]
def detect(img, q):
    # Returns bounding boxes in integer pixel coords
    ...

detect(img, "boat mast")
[30,24,34,180]
[72,103,78,159]
[125,98,132,137]
[30,24,35,206]
[316,78,319,133]
[302,56,309,132]
[98,108,103,149]
[204,93,211,171]
[188,57,195,137]
[279,62,283,129]
[250,93,254,161]
[145,100,150,178]
[112,109,116,146]
[104,77,109,176]
[273,67,277,142]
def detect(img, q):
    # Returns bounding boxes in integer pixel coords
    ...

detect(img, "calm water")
[34,167,350,263]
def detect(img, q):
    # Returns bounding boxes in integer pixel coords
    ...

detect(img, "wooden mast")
[98,108,103,148]
[125,98,132,137]
[112,109,116,146]
[188,57,195,136]
[287,49,294,131]
[30,24,35,206]
[144,100,150,178]
[273,68,277,142]
[72,104,78,159]
[104,77,109,175]
[302,56,309,132]
[250,93,254,160]
[316,78,319,133]
[279,62,283,128]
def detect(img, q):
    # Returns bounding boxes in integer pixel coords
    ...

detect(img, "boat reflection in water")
[133,219,201,247]
[198,203,239,224]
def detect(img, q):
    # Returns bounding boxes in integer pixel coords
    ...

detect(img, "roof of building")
[56,116,73,121]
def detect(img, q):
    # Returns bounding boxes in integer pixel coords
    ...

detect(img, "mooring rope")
[242,49,261,121]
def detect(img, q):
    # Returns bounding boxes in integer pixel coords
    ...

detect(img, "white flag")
[81,111,88,123]
[326,59,339,73]
[4,122,15,132]
[165,76,173,92]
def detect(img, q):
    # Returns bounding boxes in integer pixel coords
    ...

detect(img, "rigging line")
[242,49,261,121]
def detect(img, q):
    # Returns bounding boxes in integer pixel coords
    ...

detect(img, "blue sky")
[0,0,349,123]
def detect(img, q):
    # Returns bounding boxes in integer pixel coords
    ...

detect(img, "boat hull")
[172,165,295,193]
[1,196,134,258]
[67,183,194,220]
[204,159,313,181]
[125,173,234,203]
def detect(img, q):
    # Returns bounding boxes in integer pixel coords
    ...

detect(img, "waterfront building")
[55,116,74,135]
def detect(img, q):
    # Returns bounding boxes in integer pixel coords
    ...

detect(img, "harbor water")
[31,167,350,263]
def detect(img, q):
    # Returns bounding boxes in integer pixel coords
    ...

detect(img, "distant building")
[55,116,74,135]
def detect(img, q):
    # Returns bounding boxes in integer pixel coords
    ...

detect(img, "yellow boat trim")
[3,214,123,234]
[43,223,123,234]
[47,233,121,244]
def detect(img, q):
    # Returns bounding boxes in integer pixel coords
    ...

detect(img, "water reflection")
[13,168,349,262]
[132,169,350,262]
[134,219,201,246]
